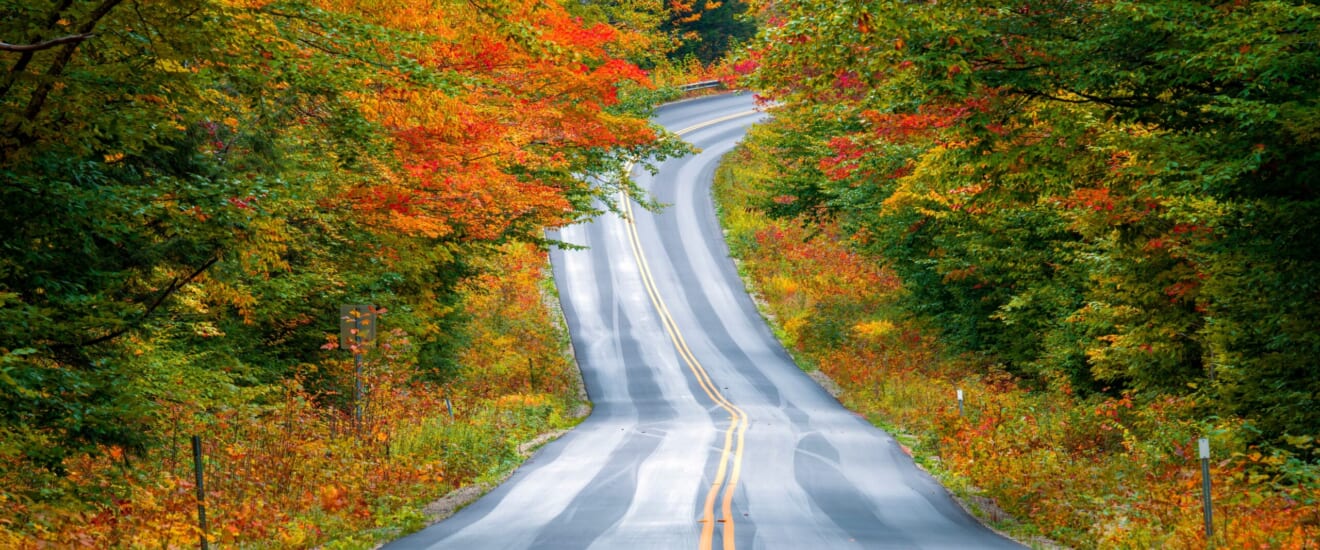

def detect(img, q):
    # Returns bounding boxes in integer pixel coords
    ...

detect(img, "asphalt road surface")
[385,94,1024,549]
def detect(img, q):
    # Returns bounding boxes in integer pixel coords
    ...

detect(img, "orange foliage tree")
[328,0,668,242]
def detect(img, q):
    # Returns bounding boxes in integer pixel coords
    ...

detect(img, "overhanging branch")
[78,254,221,348]
[0,33,93,53]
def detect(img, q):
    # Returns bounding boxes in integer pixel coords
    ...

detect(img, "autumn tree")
[748,0,1320,450]
[1,0,682,477]
[665,0,757,64]
[569,0,678,67]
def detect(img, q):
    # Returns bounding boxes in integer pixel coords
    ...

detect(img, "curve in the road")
[620,109,762,548]
[383,93,1024,550]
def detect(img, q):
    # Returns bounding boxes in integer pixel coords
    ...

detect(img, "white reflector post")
[1198,437,1213,544]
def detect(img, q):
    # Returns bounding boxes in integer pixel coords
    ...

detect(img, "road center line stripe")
[621,107,760,550]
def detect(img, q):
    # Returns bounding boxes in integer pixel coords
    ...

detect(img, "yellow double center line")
[620,109,761,550]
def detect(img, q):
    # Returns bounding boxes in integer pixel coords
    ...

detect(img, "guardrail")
[678,80,723,92]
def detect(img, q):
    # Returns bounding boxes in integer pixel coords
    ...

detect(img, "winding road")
[385,94,1023,549]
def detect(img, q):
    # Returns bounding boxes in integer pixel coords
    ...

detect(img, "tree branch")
[293,37,394,69]
[22,0,125,123]
[1007,87,1155,108]
[0,33,94,53]
[1,0,76,100]
[78,254,221,348]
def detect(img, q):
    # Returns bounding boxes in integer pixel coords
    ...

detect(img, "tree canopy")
[746,0,1320,451]
[1,0,686,473]
[666,0,757,64]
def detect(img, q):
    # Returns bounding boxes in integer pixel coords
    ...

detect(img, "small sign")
[1198,437,1210,460]
[339,304,377,350]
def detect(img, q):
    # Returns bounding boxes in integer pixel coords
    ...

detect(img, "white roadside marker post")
[1199,437,1213,546]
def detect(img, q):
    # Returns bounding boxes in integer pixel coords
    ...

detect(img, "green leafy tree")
[0,0,401,470]
[666,0,757,64]
[748,0,1320,450]
[1,0,686,480]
